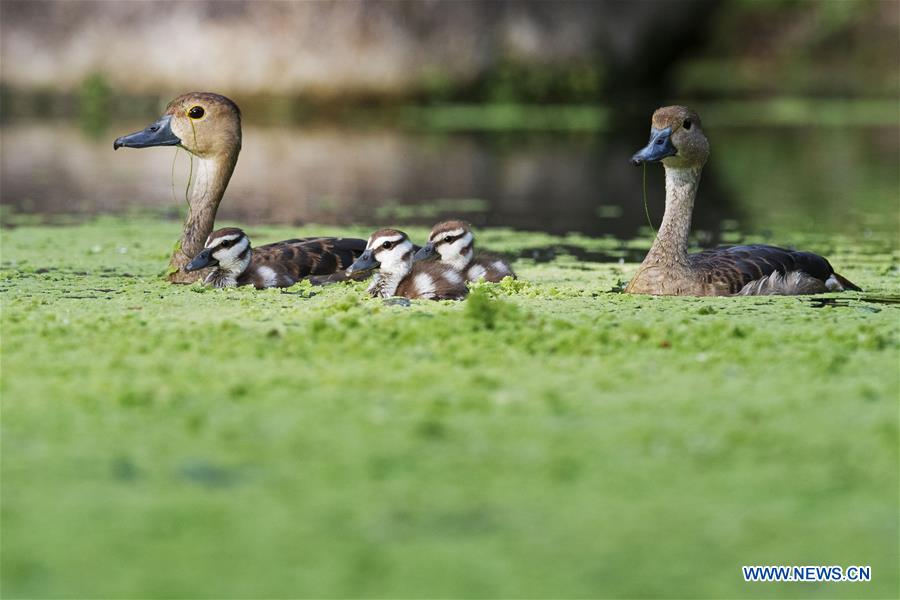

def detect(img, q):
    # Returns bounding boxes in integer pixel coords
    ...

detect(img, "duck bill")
[413,243,435,262]
[346,250,379,274]
[631,127,676,165]
[185,248,217,272]
[113,114,181,150]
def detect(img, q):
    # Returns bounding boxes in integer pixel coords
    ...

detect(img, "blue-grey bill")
[113,115,181,150]
[631,127,676,165]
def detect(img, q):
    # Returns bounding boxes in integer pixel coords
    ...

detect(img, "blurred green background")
[1,0,898,239]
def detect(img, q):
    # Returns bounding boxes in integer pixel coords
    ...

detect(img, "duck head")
[185,227,251,275]
[414,220,475,271]
[114,92,243,283]
[114,92,241,159]
[631,106,709,170]
[347,229,414,275]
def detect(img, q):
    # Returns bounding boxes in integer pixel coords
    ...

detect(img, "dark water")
[2,115,897,240]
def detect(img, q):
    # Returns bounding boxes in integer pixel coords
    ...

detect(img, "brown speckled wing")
[247,237,367,287]
[689,245,835,294]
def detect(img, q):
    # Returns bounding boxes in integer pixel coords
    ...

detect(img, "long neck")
[167,148,239,283]
[181,152,238,258]
[645,166,701,267]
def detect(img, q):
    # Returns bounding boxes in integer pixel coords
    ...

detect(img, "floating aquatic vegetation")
[0,217,897,598]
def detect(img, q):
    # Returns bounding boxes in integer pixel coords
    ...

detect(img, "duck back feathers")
[191,228,367,288]
[690,244,860,296]
[239,237,367,289]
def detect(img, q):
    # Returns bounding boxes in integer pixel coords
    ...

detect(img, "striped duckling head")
[347,229,415,277]
[414,220,474,271]
[185,227,252,287]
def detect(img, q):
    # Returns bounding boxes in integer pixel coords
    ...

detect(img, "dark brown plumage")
[185,227,366,289]
[690,245,862,295]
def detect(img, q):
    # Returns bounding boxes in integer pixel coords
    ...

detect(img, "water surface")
[2,115,897,243]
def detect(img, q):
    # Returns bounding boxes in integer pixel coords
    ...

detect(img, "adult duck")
[114,92,242,283]
[626,105,860,296]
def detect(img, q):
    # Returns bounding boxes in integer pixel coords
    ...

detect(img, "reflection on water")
[2,118,897,240]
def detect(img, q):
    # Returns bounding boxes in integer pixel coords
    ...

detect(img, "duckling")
[115,92,243,283]
[347,229,468,300]
[414,220,516,283]
[185,227,366,289]
[627,106,860,296]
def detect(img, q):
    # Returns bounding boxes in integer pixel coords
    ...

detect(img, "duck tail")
[830,272,862,292]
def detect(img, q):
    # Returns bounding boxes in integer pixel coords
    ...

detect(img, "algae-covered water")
[2,217,898,597]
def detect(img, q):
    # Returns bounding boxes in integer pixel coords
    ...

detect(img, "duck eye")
[683,119,692,130]
[382,241,393,249]
[188,106,205,119]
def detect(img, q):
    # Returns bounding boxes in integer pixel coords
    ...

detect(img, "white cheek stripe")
[442,232,473,255]
[369,235,405,250]
[440,228,465,241]
[215,238,250,263]
[207,233,242,249]
[376,241,413,264]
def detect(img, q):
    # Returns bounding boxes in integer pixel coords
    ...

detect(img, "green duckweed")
[1,217,897,598]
